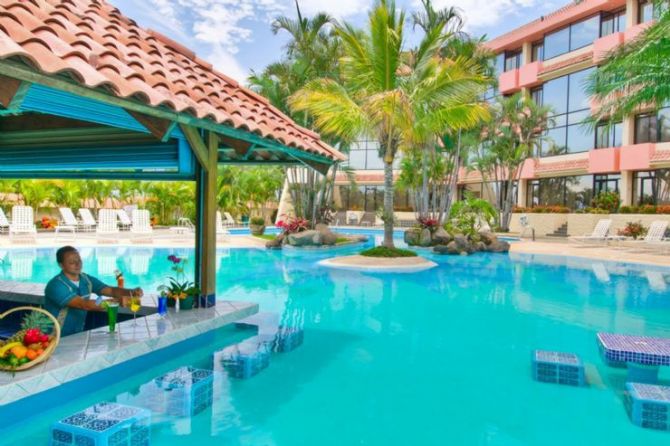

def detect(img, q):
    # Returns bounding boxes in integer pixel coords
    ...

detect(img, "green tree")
[474,93,553,230]
[587,1,670,121]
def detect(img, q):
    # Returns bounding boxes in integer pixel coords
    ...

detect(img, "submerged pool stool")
[117,367,213,418]
[219,341,271,379]
[273,326,304,353]
[50,402,150,446]
[532,350,586,386]
[597,333,670,384]
[624,383,670,431]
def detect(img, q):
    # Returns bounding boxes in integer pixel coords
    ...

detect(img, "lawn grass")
[360,246,417,257]
[254,234,277,241]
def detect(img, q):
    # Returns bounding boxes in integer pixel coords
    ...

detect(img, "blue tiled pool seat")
[50,402,150,446]
[117,367,213,418]
[532,350,585,386]
[597,333,670,383]
[624,383,670,431]
[274,326,304,353]
[217,341,270,379]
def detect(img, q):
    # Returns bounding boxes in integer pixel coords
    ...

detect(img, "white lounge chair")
[216,211,231,242]
[519,214,535,240]
[78,208,97,232]
[223,212,237,227]
[346,211,363,226]
[55,207,79,238]
[0,208,10,234]
[170,217,195,235]
[623,220,669,249]
[96,209,119,242]
[570,219,613,243]
[131,210,153,235]
[9,206,37,238]
[117,209,132,231]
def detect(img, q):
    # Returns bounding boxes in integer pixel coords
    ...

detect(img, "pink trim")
[588,147,620,173]
[499,69,520,94]
[625,22,653,43]
[593,32,623,62]
[485,0,626,52]
[519,159,536,179]
[620,143,656,170]
[519,62,542,88]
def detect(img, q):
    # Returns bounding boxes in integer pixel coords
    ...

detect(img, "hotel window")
[635,108,670,143]
[543,15,600,60]
[531,41,544,62]
[531,87,543,106]
[639,0,654,23]
[539,68,596,156]
[595,121,623,148]
[600,9,626,36]
[594,174,620,195]
[633,170,670,205]
[526,175,593,210]
[495,53,505,75]
[504,50,522,71]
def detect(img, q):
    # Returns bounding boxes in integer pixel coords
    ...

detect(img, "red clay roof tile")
[0,0,343,161]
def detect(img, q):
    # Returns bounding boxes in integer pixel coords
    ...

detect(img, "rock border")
[318,255,438,273]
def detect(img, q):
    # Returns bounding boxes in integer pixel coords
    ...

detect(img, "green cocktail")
[106,302,119,333]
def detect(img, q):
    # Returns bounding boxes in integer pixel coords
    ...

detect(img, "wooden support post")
[193,129,219,308]
[127,110,177,142]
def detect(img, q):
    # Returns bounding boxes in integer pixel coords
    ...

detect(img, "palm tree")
[474,93,553,230]
[587,2,670,120]
[272,1,333,64]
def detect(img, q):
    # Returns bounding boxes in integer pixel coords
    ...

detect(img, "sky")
[108,0,563,84]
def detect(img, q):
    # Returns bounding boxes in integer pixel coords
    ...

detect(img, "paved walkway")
[510,239,670,267]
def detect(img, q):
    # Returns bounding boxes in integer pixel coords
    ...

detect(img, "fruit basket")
[0,306,60,371]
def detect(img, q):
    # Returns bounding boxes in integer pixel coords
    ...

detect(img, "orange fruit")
[10,345,28,359]
[25,350,38,361]
[36,349,44,355]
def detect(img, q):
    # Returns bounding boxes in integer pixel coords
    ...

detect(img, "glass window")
[568,67,595,112]
[636,113,658,143]
[526,175,593,210]
[639,0,654,24]
[567,124,595,153]
[531,87,543,106]
[544,27,570,60]
[543,127,568,156]
[601,9,626,36]
[495,53,505,75]
[570,15,600,51]
[659,108,670,142]
[594,174,620,195]
[596,121,623,148]
[543,75,569,115]
[531,41,544,62]
[504,50,521,71]
[565,175,594,210]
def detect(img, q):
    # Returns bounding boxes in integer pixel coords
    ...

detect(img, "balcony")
[588,147,620,173]
[518,62,542,88]
[620,143,655,170]
[519,158,536,179]
[593,32,623,62]
[499,69,520,94]
[625,22,653,43]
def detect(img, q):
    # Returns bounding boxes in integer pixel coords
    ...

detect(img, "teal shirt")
[44,272,108,336]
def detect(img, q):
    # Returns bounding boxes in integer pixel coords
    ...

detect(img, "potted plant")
[617,221,648,240]
[249,216,266,236]
[157,255,200,310]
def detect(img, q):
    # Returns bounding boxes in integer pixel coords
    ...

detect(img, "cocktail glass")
[106,302,119,333]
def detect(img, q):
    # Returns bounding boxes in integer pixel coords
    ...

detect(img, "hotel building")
[333,0,668,215]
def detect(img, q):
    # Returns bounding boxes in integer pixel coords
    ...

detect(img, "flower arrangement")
[276,215,309,234]
[157,255,199,309]
[617,221,648,240]
[40,216,58,229]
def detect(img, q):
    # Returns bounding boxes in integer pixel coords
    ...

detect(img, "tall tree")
[473,93,553,230]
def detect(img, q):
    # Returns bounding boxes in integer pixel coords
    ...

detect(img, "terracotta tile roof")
[0,0,343,161]
[535,158,589,174]
[539,52,593,76]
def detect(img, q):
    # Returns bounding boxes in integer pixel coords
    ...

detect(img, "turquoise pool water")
[1,240,670,445]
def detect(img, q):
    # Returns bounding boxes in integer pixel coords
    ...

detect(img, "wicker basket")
[0,306,61,372]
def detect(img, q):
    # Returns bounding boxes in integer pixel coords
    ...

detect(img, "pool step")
[625,383,670,431]
[51,402,151,446]
[217,340,271,379]
[532,350,586,386]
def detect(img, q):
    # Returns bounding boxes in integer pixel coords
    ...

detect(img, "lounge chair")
[55,207,79,237]
[117,209,132,231]
[0,208,10,234]
[9,205,37,238]
[131,210,153,234]
[569,219,613,243]
[96,209,119,241]
[78,208,97,232]
[346,211,362,226]
[170,217,195,235]
[216,211,231,242]
[519,214,535,240]
[622,220,669,250]
[223,212,237,227]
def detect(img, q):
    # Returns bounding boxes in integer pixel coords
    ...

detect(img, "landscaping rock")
[321,230,338,246]
[479,231,497,246]
[419,228,432,247]
[265,234,285,249]
[432,227,451,245]
[453,234,470,251]
[432,244,450,254]
[404,228,421,246]
[486,240,510,253]
[287,230,321,246]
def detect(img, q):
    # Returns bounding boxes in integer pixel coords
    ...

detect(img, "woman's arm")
[66,296,107,312]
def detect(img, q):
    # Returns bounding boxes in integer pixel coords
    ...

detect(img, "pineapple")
[5,311,54,344]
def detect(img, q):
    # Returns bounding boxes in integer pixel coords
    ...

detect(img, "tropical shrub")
[656,205,670,214]
[591,191,620,213]
[447,196,497,236]
[250,217,266,226]
[619,205,634,214]
[585,207,610,214]
[639,204,657,214]
[360,246,417,258]
[416,216,439,232]
[276,216,309,234]
[617,221,648,240]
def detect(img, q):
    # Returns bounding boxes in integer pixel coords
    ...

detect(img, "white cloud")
[296,0,373,18]
[415,0,549,30]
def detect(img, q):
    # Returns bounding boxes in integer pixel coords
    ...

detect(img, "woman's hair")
[56,245,78,264]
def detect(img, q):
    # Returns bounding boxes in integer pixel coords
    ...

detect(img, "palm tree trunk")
[383,160,395,248]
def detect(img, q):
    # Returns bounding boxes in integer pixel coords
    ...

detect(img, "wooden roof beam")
[180,124,210,171]
[127,110,177,142]
[0,75,29,110]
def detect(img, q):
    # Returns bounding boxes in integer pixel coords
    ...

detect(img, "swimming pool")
[1,241,669,445]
